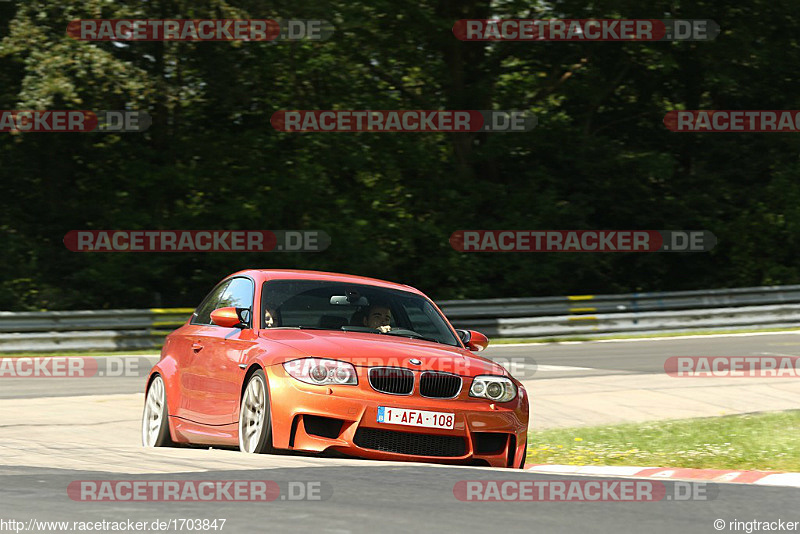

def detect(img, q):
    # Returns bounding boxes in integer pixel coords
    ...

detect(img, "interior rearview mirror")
[330,295,369,306]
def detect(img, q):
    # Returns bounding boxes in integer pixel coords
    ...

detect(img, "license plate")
[376,406,455,430]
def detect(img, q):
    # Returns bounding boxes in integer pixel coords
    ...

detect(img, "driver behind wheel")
[363,302,392,333]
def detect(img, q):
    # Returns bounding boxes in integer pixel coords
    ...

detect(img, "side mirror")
[456,329,489,352]
[210,307,246,328]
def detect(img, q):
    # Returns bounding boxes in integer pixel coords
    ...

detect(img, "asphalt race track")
[4,331,800,398]
[1,464,797,534]
[2,333,800,533]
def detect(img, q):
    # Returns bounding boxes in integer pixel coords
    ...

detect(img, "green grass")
[527,411,800,471]
[0,349,160,358]
[492,326,800,344]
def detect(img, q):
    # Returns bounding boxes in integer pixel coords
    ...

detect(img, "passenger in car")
[264,307,278,328]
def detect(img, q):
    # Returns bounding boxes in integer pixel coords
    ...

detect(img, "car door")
[179,277,258,425]
[172,279,230,422]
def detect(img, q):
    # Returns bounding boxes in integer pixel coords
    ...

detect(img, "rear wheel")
[238,370,276,454]
[142,375,174,447]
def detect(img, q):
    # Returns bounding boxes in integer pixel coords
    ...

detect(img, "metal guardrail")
[438,284,800,318]
[0,330,168,353]
[0,308,194,333]
[441,285,800,337]
[453,304,800,338]
[0,309,193,352]
[2,285,800,351]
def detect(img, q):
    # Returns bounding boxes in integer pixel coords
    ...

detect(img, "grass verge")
[527,411,800,471]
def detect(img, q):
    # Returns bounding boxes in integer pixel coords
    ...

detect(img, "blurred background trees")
[1,0,798,309]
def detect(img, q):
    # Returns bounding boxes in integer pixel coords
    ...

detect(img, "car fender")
[146,353,180,419]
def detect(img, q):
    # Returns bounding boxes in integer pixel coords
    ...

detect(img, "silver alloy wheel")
[142,376,166,447]
[239,374,266,453]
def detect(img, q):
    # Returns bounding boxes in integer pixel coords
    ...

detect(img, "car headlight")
[469,375,516,402]
[283,358,358,386]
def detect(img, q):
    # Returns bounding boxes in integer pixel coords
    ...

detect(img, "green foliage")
[1,0,798,309]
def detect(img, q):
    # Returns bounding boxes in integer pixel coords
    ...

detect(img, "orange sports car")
[142,270,529,468]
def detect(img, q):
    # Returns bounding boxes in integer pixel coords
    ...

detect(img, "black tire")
[518,439,527,469]
[238,370,276,454]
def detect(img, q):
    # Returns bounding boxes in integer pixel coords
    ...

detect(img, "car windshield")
[261,279,460,347]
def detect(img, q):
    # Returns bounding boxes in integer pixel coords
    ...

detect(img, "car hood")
[258,329,506,377]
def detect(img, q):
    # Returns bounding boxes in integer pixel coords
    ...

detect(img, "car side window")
[191,280,231,326]
[217,278,255,326]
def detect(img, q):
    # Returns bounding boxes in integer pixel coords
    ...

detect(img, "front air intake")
[354,427,466,457]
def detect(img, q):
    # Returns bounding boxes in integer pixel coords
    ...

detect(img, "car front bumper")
[265,363,529,468]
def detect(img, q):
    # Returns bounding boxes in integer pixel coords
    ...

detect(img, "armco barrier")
[451,304,800,338]
[2,285,800,351]
[437,284,800,319]
[0,308,193,352]
[0,308,194,333]
[0,330,167,352]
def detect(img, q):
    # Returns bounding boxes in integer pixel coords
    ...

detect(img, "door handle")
[192,342,203,352]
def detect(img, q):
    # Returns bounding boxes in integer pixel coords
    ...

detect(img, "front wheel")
[142,375,174,447]
[238,370,276,454]
[517,439,527,469]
